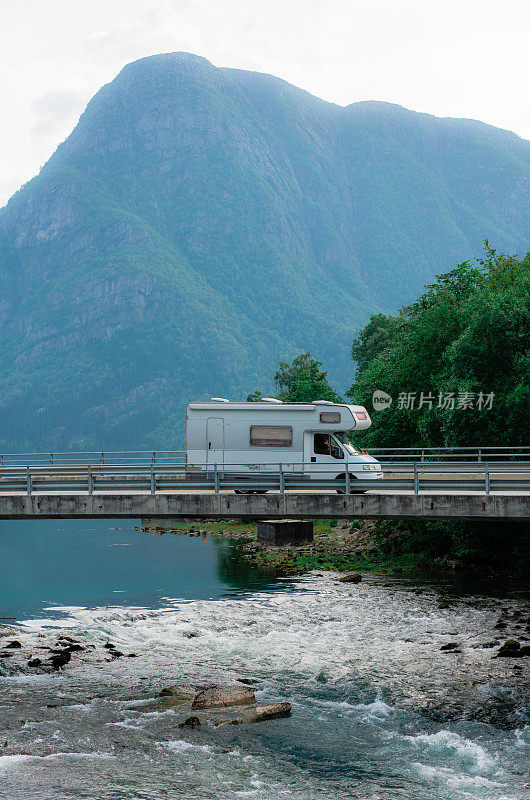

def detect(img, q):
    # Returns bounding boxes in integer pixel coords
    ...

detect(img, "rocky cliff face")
[1,52,529,450]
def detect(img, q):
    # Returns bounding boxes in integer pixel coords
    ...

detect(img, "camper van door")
[303,431,313,475]
[206,417,224,467]
[310,431,346,479]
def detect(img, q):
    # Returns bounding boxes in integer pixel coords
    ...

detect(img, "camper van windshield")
[334,432,358,454]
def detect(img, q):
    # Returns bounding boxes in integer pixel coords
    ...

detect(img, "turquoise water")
[0,521,528,799]
[0,519,279,621]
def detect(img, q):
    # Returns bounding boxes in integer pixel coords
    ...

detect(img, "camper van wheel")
[234,490,268,495]
[335,474,366,494]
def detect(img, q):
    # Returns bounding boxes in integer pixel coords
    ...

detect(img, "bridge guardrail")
[1,446,529,467]
[358,446,530,462]
[0,451,187,466]
[0,460,529,496]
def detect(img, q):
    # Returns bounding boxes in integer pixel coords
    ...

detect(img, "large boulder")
[191,685,256,710]
[131,685,196,713]
[158,685,196,701]
[129,683,291,724]
[228,702,292,725]
[251,703,292,722]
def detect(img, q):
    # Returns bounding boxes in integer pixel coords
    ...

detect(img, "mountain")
[1,52,529,451]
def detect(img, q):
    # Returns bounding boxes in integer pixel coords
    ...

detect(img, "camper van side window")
[250,426,292,447]
[320,412,341,423]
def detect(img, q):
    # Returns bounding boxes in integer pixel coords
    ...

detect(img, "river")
[0,519,528,799]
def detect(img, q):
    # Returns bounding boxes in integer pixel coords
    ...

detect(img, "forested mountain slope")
[1,52,529,449]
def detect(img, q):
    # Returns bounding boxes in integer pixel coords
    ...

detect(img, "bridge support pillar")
[257,519,313,546]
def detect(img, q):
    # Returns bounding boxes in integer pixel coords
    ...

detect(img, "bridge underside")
[0,493,527,521]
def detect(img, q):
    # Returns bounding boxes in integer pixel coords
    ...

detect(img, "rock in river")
[229,702,292,725]
[130,683,291,725]
[338,574,362,583]
[159,685,196,701]
[178,716,201,729]
[496,640,530,657]
[50,650,72,669]
[251,702,292,722]
[191,685,256,710]
[133,685,196,713]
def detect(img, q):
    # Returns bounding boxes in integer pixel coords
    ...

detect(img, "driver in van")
[314,433,343,459]
[314,433,331,455]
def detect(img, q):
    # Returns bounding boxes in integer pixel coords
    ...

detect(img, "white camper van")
[186,399,383,489]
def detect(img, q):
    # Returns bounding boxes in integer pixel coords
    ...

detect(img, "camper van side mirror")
[331,444,344,460]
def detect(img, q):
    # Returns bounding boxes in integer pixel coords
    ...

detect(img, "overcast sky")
[1,0,529,206]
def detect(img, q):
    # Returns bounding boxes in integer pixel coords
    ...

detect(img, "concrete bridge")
[0,456,528,521]
[0,490,528,522]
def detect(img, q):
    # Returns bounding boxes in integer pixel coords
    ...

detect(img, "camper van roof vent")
[313,399,334,405]
[261,397,282,404]
[210,397,230,402]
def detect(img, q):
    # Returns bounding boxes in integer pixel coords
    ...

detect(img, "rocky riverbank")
[139,518,520,578]
[140,518,392,575]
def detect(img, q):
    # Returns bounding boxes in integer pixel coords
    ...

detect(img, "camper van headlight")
[362,464,377,470]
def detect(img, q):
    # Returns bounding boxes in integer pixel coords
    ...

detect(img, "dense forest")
[347,242,530,449]
[251,245,530,576]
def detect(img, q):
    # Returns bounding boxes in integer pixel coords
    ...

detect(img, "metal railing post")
[26,467,32,496]
[214,464,219,494]
[484,463,490,495]
[88,466,93,495]
[345,470,350,494]
[150,465,155,495]
[478,448,482,462]
[413,462,419,494]
[279,464,285,493]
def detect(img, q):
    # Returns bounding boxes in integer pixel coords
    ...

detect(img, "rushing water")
[0,520,528,800]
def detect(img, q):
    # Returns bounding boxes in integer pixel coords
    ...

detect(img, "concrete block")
[257,519,313,545]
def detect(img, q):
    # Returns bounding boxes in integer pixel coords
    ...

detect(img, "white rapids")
[1,569,529,800]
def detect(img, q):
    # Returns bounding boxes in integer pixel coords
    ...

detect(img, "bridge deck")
[0,491,527,521]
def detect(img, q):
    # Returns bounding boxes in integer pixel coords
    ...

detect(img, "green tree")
[274,352,342,403]
[351,313,403,378]
[248,352,341,403]
[347,243,530,449]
